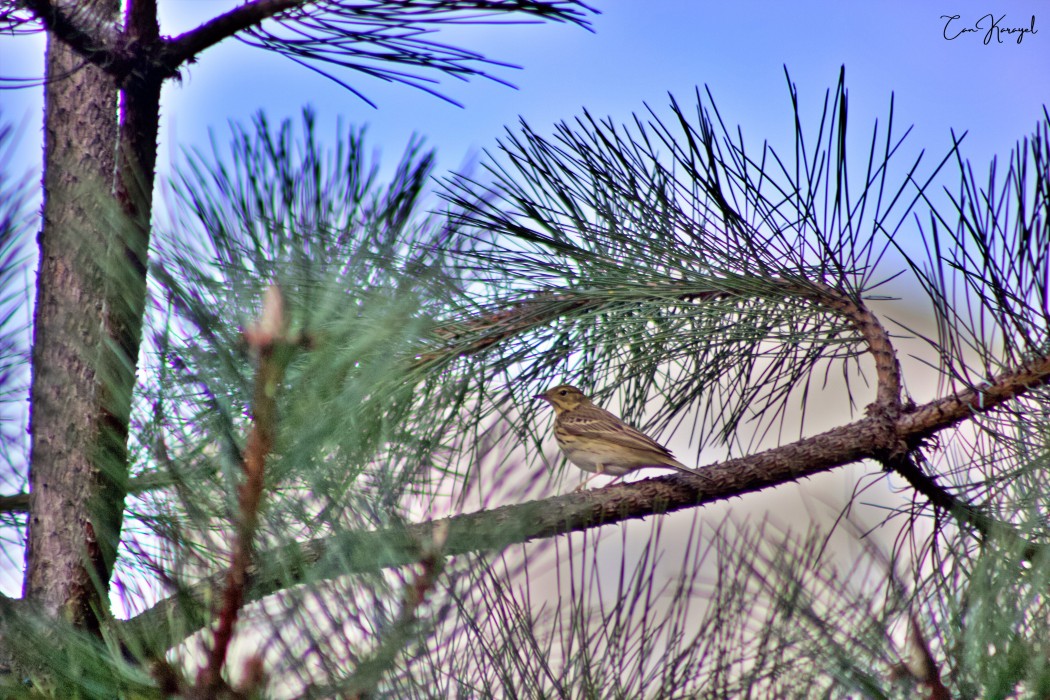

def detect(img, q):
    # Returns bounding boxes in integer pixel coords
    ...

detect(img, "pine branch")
[0,277,1006,516]
[799,281,902,408]
[122,351,1050,646]
[0,466,215,514]
[158,0,306,69]
[11,1,596,96]
[886,452,1042,562]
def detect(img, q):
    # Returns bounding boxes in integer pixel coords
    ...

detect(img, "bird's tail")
[668,461,713,481]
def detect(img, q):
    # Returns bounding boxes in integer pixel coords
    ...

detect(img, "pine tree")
[1,3,1048,697]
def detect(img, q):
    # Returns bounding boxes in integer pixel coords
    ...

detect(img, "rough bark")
[24,0,123,633]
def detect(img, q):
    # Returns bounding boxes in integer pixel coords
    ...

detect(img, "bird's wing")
[561,406,677,458]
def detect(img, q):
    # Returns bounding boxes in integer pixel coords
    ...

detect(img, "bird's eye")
[558,389,567,395]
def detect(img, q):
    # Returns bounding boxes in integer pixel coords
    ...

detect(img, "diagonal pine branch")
[123,351,1050,647]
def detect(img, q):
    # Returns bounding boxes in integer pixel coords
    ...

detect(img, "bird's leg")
[574,465,606,492]
[574,475,599,492]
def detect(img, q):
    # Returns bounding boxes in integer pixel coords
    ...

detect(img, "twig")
[194,285,290,696]
[906,612,952,700]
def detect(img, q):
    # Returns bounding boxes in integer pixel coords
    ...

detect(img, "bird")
[534,384,708,491]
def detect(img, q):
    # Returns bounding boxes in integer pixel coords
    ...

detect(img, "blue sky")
[2,1,1047,194]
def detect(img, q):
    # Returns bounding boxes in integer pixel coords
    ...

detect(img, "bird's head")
[534,384,590,413]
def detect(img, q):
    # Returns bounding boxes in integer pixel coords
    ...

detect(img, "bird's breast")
[558,440,635,476]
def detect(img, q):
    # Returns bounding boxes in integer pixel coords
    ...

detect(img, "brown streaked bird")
[534,384,708,491]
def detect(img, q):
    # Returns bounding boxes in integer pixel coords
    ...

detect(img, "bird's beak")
[533,393,547,401]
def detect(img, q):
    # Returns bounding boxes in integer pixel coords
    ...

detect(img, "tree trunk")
[24,0,124,635]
